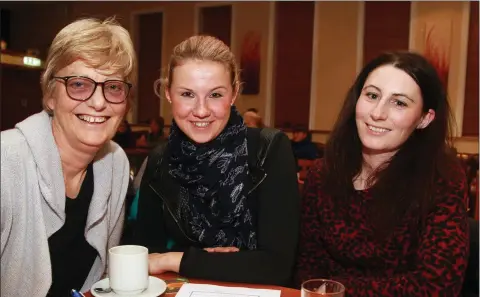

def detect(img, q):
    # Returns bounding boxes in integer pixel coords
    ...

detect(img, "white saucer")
[91,276,167,297]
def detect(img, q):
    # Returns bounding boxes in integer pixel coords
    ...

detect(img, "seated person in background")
[136,116,166,148]
[243,109,265,128]
[130,35,300,286]
[113,119,135,148]
[1,17,136,296]
[295,51,469,296]
[291,124,318,160]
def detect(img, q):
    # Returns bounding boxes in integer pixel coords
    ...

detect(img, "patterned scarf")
[168,106,257,250]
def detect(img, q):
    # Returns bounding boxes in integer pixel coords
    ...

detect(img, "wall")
[311,1,362,132]
[232,2,273,120]
[68,1,273,125]
[409,1,471,137]
[308,1,477,154]
[135,11,163,123]
[463,1,479,136]
[1,1,273,124]
[274,2,315,128]
[408,1,477,153]
[2,1,478,153]
[363,1,411,64]
[68,1,197,124]
[71,1,273,125]
[1,65,43,130]
[1,2,70,59]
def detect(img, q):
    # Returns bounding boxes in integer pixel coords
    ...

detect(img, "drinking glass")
[301,279,345,297]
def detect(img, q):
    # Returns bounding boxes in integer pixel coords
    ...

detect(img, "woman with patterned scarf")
[129,36,300,286]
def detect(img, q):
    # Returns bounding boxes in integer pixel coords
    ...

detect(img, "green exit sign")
[23,56,41,67]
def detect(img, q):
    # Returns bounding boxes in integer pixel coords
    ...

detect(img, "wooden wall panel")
[273,1,314,128]
[463,1,479,136]
[1,65,43,130]
[363,1,411,65]
[199,5,232,47]
[137,12,163,123]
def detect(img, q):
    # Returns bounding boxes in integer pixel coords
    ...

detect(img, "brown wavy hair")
[322,51,459,240]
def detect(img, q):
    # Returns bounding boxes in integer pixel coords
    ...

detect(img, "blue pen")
[71,289,86,297]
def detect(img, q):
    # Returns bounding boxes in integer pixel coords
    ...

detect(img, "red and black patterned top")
[295,159,470,296]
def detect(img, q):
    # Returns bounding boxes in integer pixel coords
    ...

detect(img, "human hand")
[203,247,239,253]
[148,252,183,274]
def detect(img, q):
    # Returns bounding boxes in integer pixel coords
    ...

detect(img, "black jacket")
[131,127,300,286]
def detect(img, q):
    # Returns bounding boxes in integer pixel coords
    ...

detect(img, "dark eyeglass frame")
[52,76,132,104]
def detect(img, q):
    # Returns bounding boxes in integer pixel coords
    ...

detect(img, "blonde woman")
[131,36,300,286]
[1,17,137,296]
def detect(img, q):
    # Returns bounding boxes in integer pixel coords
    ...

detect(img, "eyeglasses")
[52,76,132,104]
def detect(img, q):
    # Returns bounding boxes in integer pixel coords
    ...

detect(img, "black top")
[47,163,98,297]
[131,127,300,286]
[296,159,470,296]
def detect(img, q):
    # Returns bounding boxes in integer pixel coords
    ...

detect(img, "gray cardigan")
[1,111,129,296]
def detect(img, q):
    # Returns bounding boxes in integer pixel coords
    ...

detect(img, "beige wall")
[409,1,471,137]
[3,1,477,153]
[454,137,479,154]
[67,1,196,124]
[232,2,273,120]
[307,1,477,154]
[157,2,197,126]
[72,1,275,125]
[409,1,477,152]
[310,1,362,132]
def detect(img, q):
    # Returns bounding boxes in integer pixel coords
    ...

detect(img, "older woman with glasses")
[1,17,136,297]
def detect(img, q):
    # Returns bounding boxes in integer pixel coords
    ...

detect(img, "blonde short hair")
[41,17,137,113]
[155,35,241,100]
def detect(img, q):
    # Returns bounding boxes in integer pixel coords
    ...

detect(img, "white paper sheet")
[175,283,281,297]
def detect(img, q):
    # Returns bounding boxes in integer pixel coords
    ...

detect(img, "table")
[84,272,300,297]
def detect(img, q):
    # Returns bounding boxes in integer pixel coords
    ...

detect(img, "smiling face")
[355,64,435,157]
[47,60,127,150]
[166,59,237,144]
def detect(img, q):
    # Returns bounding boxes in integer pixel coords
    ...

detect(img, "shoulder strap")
[256,127,281,167]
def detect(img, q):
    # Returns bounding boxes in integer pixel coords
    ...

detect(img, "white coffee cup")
[108,245,149,295]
